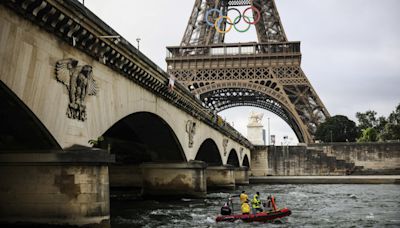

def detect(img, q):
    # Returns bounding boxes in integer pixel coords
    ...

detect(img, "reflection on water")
[111,184,400,227]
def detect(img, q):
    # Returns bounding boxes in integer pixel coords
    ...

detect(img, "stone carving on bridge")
[223,138,229,156]
[55,58,98,121]
[240,147,244,160]
[186,120,196,148]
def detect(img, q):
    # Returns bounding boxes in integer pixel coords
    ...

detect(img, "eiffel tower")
[166,0,330,143]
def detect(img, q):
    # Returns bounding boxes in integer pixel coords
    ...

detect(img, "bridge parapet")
[1,0,253,149]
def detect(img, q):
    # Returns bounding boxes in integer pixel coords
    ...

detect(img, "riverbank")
[250,175,400,184]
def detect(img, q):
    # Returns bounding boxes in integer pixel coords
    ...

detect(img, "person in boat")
[265,195,278,211]
[251,192,263,213]
[240,190,248,204]
[241,199,251,215]
[220,200,232,215]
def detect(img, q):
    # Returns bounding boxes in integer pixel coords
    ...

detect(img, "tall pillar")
[234,166,249,185]
[141,161,207,198]
[247,112,265,145]
[206,165,235,190]
[250,146,269,176]
[0,150,114,227]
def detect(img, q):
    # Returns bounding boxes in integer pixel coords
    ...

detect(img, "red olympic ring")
[243,6,261,25]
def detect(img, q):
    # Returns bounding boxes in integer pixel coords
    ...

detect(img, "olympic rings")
[205,8,222,26]
[205,6,261,34]
[243,6,261,25]
[233,15,251,33]
[226,8,241,25]
[214,16,233,34]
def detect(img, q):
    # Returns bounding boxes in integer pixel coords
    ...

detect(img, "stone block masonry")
[308,142,400,175]
[0,151,114,227]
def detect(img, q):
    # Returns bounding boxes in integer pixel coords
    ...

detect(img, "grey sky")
[84,0,400,144]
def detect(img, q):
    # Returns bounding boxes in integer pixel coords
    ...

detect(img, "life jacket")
[241,202,251,214]
[240,193,248,204]
[251,194,261,208]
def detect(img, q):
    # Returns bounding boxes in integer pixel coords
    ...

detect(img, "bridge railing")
[166,42,301,59]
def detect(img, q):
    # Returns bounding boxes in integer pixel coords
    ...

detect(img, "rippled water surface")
[111,184,400,227]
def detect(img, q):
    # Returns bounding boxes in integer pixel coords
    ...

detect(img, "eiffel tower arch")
[166,0,330,143]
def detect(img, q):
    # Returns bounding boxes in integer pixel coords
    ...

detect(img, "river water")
[110,184,400,227]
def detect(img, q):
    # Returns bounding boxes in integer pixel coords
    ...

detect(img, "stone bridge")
[0,0,253,227]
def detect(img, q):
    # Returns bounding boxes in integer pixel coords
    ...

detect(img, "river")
[110,184,400,227]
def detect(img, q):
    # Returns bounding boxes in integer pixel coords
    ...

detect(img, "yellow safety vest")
[252,194,261,208]
[240,193,248,204]
[241,202,251,214]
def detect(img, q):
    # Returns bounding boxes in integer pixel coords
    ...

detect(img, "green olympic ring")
[233,15,252,33]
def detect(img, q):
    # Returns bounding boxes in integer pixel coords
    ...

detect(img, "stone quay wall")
[265,146,354,176]
[308,142,400,175]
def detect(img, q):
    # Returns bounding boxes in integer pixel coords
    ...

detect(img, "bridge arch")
[226,149,240,167]
[195,138,222,166]
[242,154,250,168]
[99,112,186,163]
[0,81,60,150]
[194,81,309,143]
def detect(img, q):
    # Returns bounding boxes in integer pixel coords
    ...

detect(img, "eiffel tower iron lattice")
[166,0,330,143]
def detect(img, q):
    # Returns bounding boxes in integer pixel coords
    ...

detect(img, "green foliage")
[358,127,378,142]
[356,103,400,142]
[315,115,359,142]
[88,136,104,147]
[356,110,378,130]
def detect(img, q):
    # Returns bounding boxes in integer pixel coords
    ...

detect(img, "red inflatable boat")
[216,208,292,223]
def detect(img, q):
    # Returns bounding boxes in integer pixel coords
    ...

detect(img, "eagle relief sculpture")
[55,58,98,121]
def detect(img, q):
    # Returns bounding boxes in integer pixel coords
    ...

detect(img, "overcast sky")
[84,0,400,144]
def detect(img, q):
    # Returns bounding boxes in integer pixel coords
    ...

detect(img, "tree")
[315,115,359,142]
[380,123,400,141]
[358,127,378,142]
[388,104,400,125]
[356,110,378,130]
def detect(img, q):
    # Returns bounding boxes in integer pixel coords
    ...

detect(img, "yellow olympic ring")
[214,16,233,34]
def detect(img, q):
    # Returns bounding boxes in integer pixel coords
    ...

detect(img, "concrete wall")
[251,146,354,176]
[141,161,207,198]
[309,142,400,175]
[206,166,235,190]
[250,147,269,176]
[0,4,251,166]
[0,152,112,227]
[109,165,142,188]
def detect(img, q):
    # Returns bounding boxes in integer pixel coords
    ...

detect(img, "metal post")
[136,38,141,50]
[268,117,270,145]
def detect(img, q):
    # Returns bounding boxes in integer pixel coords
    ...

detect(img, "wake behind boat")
[216,207,292,223]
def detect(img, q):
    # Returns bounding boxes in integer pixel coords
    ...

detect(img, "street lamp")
[136,38,141,50]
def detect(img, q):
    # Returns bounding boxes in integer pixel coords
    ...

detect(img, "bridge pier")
[206,165,235,190]
[0,150,114,228]
[234,167,250,185]
[141,161,207,198]
[109,164,142,189]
